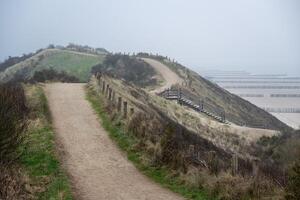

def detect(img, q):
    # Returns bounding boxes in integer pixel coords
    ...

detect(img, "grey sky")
[0,0,299,75]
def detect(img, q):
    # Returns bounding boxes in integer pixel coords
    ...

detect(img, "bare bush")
[0,84,28,164]
[0,84,29,199]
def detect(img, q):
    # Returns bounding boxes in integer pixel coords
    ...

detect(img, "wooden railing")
[158,88,229,124]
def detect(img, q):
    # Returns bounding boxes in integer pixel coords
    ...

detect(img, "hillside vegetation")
[137,53,290,131]
[34,50,104,82]
[1,47,299,199]
[91,54,161,87]
[87,75,288,199]
[0,84,72,199]
[0,48,291,131]
[0,48,105,83]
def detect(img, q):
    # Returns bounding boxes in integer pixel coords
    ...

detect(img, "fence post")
[222,110,226,122]
[207,151,219,174]
[102,81,106,93]
[178,88,182,105]
[231,154,238,176]
[108,88,112,100]
[112,91,116,103]
[177,88,180,103]
[188,144,195,158]
[199,100,204,111]
[123,101,128,118]
[118,97,122,112]
[106,84,110,97]
[130,107,134,116]
[252,159,259,177]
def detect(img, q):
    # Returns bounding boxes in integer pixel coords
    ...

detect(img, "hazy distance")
[0,0,299,75]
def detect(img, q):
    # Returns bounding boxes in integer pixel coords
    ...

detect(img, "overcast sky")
[0,0,299,75]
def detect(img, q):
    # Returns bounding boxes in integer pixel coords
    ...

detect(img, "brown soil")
[45,83,183,200]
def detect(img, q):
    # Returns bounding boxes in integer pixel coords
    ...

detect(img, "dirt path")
[141,58,183,93]
[45,83,183,200]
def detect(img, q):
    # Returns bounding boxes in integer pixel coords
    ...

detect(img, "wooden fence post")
[118,97,122,112]
[231,154,239,176]
[222,110,226,122]
[108,88,112,100]
[123,101,128,118]
[188,144,195,157]
[252,159,259,177]
[130,107,134,116]
[106,84,110,97]
[102,81,105,93]
[208,151,219,175]
[177,88,182,105]
[112,91,116,103]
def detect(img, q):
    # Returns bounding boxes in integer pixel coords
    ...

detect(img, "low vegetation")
[30,68,80,83]
[0,50,42,72]
[137,53,290,131]
[0,47,105,83]
[35,50,104,82]
[286,158,300,199]
[0,84,28,163]
[91,54,158,87]
[20,85,73,199]
[0,84,29,199]
[87,76,286,199]
[0,84,72,199]
[86,85,210,200]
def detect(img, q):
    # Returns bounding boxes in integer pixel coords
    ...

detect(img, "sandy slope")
[141,58,183,93]
[45,83,183,200]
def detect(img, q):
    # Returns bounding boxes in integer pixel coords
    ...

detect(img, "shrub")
[0,84,28,164]
[30,68,80,83]
[0,84,29,199]
[286,158,300,199]
[0,53,35,72]
[91,54,157,87]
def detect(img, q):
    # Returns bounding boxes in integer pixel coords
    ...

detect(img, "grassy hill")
[0,49,290,131]
[34,50,104,82]
[0,49,105,82]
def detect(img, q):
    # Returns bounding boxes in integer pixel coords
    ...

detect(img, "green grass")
[86,87,210,200]
[20,86,72,200]
[35,51,104,82]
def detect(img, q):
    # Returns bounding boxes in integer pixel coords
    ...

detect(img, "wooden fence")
[95,72,135,119]
[94,73,286,184]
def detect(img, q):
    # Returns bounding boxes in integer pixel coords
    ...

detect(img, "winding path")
[45,83,183,200]
[141,58,183,93]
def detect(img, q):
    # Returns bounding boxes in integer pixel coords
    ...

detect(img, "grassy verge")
[20,85,72,200]
[86,87,210,200]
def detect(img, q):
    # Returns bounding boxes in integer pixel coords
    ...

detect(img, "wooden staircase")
[158,89,230,124]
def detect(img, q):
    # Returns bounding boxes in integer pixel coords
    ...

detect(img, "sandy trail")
[141,58,183,93]
[45,83,183,200]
